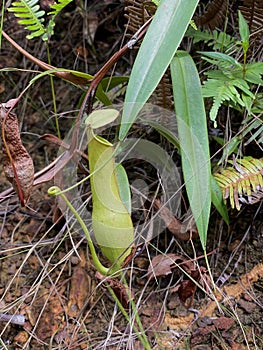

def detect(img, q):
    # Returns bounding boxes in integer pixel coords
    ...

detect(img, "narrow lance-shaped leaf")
[238,10,250,55]
[119,0,199,140]
[171,51,211,249]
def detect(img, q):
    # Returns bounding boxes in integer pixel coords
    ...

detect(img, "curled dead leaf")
[153,199,198,240]
[0,104,34,205]
[147,253,193,279]
[96,272,131,309]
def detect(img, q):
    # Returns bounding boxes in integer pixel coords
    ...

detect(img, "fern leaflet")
[214,157,263,210]
[244,118,263,146]
[8,0,45,39]
[48,0,73,16]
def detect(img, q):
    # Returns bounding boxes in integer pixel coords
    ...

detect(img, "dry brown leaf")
[36,294,65,340]
[148,253,209,307]
[0,104,34,205]
[23,284,66,340]
[13,330,29,345]
[178,275,198,308]
[154,199,198,240]
[96,272,131,310]
[164,312,194,331]
[67,254,91,318]
[147,253,192,279]
[140,294,164,332]
[212,316,235,331]
[177,267,207,308]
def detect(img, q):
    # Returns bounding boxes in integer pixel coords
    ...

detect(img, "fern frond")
[244,117,263,145]
[202,77,251,125]
[8,0,45,39]
[213,157,263,210]
[242,62,263,85]
[186,28,235,53]
[200,51,242,69]
[200,51,261,124]
[124,0,156,34]
[41,0,73,40]
[48,0,73,16]
[239,0,263,36]
[238,1,263,61]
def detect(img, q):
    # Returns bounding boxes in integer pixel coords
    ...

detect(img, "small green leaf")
[238,10,250,53]
[48,0,73,15]
[95,83,113,106]
[100,76,129,92]
[139,117,180,150]
[199,51,242,67]
[85,109,119,129]
[189,19,197,30]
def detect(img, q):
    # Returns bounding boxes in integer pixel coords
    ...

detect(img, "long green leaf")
[119,0,199,140]
[170,51,211,249]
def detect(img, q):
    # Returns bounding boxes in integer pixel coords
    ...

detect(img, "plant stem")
[106,280,151,350]
[0,0,5,48]
[70,18,152,153]
[48,186,109,275]
[46,42,60,138]
[203,249,216,293]
[123,277,151,348]
[48,187,151,348]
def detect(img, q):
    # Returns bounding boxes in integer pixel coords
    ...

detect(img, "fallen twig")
[0,313,25,326]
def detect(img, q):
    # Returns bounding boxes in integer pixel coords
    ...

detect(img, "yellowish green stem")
[48,186,109,275]
[106,279,151,349]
